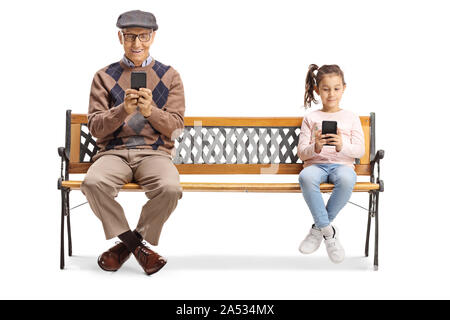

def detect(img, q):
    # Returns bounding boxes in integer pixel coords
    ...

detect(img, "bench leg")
[66,191,72,257]
[60,189,66,269]
[374,191,379,270]
[365,192,373,257]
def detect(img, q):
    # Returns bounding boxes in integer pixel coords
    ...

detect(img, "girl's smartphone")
[322,120,337,146]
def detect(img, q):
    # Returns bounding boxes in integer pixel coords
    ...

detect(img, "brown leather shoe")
[133,243,167,275]
[97,242,132,272]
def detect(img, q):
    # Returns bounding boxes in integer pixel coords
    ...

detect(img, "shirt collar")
[121,55,153,68]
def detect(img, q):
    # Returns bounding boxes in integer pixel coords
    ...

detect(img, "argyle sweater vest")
[87,59,185,156]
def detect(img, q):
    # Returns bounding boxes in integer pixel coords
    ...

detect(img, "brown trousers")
[80,149,182,245]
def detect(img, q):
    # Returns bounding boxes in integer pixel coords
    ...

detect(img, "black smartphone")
[131,72,147,90]
[322,120,337,146]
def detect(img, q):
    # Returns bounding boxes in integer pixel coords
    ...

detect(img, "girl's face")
[315,74,346,110]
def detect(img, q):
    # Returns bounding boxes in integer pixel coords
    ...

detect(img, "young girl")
[298,64,365,263]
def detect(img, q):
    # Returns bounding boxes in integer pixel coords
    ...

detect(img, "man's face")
[118,27,155,66]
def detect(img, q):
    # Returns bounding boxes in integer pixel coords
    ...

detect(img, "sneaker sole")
[299,247,320,254]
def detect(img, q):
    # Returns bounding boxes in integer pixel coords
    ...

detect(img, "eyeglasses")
[121,31,153,42]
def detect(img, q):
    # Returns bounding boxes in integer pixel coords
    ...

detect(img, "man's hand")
[124,89,139,114]
[137,88,153,117]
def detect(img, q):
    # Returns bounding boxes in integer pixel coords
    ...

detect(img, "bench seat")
[61,181,380,193]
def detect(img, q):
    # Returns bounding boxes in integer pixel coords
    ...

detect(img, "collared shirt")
[121,55,153,68]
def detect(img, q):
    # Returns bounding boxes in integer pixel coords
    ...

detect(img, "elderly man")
[81,10,185,275]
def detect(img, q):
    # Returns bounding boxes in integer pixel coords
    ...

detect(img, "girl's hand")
[324,129,343,152]
[314,126,328,153]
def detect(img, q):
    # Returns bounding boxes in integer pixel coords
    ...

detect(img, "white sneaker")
[322,226,345,264]
[299,225,323,254]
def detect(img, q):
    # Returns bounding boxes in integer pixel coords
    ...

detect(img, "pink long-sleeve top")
[297,109,365,168]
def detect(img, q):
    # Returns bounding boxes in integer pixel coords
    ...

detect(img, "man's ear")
[149,31,156,45]
[118,31,123,45]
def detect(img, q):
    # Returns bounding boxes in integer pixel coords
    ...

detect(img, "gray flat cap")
[116,10,158,30]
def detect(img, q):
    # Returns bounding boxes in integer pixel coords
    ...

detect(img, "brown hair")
[304,64,346,109]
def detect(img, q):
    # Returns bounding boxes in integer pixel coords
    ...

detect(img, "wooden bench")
[58,110,384,270]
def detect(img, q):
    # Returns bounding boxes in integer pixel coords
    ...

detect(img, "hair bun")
[308,64,319,73]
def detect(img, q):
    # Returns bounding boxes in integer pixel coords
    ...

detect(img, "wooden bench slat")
[68,163,372,176]
[61,181,379,193]
[360,117,371,165]
[175,164,371,175]
[70,124,81,163]
[71,115,305,127]
[183,117,303,127]
[71,114,370,127]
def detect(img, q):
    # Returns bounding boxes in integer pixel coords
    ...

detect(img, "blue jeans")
[298,164,356,228]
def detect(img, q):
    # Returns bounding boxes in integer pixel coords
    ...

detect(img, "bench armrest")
[58,147,69,189]
[370,149,384,192]
[58,147,69,161]
[370,149,384,165]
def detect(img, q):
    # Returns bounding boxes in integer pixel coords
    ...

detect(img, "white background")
[0,0,449,299]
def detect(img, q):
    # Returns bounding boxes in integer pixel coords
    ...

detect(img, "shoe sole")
[144,259,167,276]
[299,240,322,254]
[97,256,119,272]
[299,248,319,254]
[328,254,345,264]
